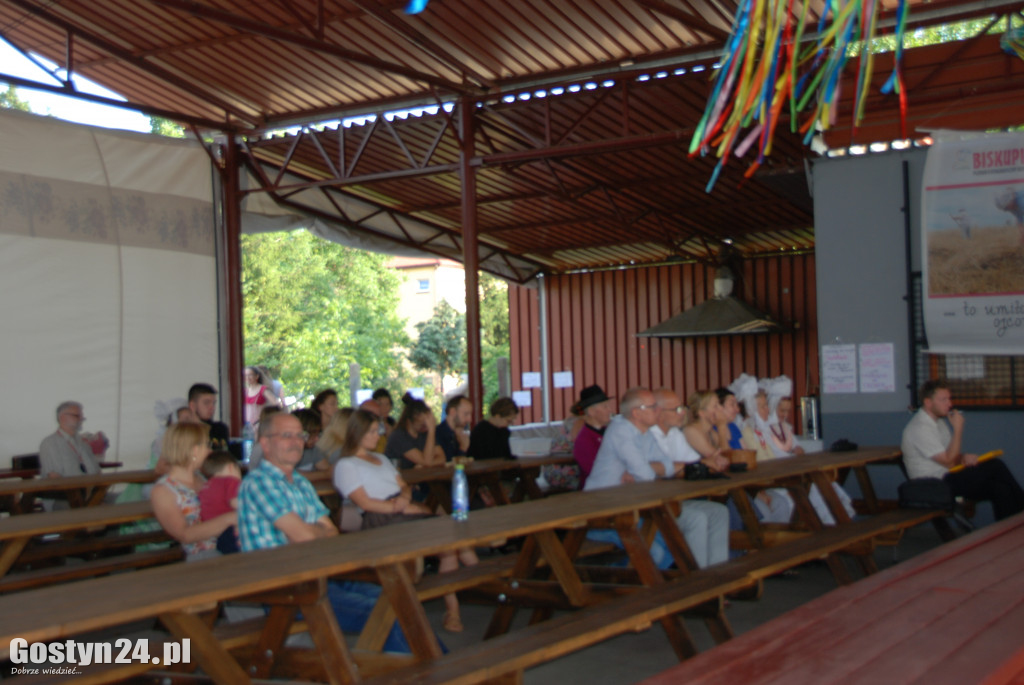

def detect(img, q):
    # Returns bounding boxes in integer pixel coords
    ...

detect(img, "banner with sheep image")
[921,130,1024,354]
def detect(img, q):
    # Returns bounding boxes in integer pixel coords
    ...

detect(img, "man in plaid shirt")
[238,412,410,652]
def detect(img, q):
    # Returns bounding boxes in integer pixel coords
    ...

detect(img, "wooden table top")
[0,500,155,541]
[640,511,1024,685]
[0,469,158,496]
[0,446,900,653]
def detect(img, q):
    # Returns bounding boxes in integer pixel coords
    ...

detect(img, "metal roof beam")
[635,0,730,41]
[148,0,472,95]
[348,0,493,88]
[0,71,229,130]
[4,0,253,125]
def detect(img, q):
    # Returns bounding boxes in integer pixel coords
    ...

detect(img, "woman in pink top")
[572,385,614,488]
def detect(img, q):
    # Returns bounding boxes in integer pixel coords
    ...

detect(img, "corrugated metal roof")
[1,0,1019,277]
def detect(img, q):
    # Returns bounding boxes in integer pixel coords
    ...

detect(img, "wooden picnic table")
[0,469,158,514]
[402,455,575,510]
[0,446,921,684]
[639,511,1024,685]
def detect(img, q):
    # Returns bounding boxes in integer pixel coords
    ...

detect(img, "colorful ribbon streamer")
[690,0,910,191]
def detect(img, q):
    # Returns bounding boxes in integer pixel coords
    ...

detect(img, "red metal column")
[459,98,483,423]
[222,136,245,435]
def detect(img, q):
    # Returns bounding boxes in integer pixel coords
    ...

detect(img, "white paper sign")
[859,343,895,393]
[521,372,541,388]
[553,371,574,388]
[512,390,533,407]
[822,344,858,394]
[355,389,374,404]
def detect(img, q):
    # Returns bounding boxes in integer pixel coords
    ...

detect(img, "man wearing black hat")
[572,385,614,488]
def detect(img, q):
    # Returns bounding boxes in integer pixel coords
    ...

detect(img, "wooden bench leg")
[355,594,397,652]
[301,588,361,685]
[853,465,881,514]
[160,610,251,684]
[616,523,699,660]
[0,537,29,577]
[486,536,541,639]
[376,562,444,659]
[729,487,766,550]
[648,506,699,573]
[648,506,733,645]
[787,483,853,585]
[246,605,296,678]
[809,472,878,578]
[533,528,589,607]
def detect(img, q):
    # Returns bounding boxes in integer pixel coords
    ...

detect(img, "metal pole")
[222,136,245,435]
[349,363,361,407]
[538,274,551,424]
[459,98,483,424]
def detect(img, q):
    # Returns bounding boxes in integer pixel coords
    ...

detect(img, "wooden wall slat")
[507,255,819,432]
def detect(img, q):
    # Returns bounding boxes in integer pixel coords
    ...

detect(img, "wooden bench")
[639,512,1024,685]
[362,508,944,685]
[0,469,158,514]
[0,500,180,592]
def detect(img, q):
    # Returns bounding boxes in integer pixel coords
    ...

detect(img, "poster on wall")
[921,131,1024,354]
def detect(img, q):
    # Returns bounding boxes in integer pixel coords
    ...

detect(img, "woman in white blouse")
[333,410,477,633]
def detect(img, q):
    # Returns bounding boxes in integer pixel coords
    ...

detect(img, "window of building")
[912,273,1024,408]
[416,279,430,293]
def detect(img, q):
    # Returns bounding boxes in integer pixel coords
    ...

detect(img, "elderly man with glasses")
[39,401,102,478]
[237,411,413,653]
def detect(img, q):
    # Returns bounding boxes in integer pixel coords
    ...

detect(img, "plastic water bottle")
[241,422,254,465]
[452,463,469,521]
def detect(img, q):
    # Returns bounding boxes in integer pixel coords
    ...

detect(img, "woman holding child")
[335,409,477,632]
[150,422,237,561]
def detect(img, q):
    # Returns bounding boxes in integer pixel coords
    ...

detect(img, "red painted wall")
[509,256,819,425]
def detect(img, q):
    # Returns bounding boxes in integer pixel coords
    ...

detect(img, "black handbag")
[898,478,954,513]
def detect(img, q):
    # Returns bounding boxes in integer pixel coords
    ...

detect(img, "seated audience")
[188,382,230,450]
[39,401,101,477]
[385,394,445,469]
[436,395,472,460]
[199,451,243,554]
[311,388,339,432]
[902,379,1024,521]
[680,391,732,475]
[468,397,519,459]
[572,385,613,488]
[151,422,236,561]
[238,412,412,653]
[317,406,355,467]
[648,389,729,568]
[334,410,478,632]
[372,388,397,431]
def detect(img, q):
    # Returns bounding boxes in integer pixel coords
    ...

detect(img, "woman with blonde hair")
[316,406,355,467]
[334,410,478,632]
[680,391,731,474]
[150,422,236,560]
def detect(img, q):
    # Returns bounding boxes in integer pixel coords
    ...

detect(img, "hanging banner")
[921,131,1024,354]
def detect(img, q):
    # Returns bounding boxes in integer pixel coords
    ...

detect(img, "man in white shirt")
[584,387,662,490]
[38,401,101,477]
[902,380,1024,521]
[648,389,729,568]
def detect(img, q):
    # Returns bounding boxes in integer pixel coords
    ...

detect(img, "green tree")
[0,85,31,112]
[149,116,185,138]
[410,300,466,391]
[242,230,413,405]
[479,273,510,407]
